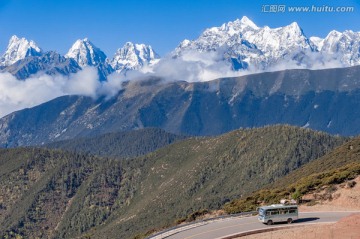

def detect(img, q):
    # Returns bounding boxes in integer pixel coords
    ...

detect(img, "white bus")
[258,204,298,225]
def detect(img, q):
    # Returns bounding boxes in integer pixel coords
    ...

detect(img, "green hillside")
[273,137,360,188]
[0,148,127,238]
[92,125,344,238]
[46,128,187,158]
[0,125,345,239]
[224,136,360,214]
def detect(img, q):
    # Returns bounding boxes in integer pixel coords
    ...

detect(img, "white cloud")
[97,71,127,98]
[0,67,104,117]
[151,50,247,83]
[64,67,100,97]
[0,66,145,118]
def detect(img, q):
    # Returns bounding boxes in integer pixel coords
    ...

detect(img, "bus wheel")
[267,220,273,225]
[287,218,293,224]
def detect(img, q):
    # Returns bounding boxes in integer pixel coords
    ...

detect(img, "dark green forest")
[46,128,188,158]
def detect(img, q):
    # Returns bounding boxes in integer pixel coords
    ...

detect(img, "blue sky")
[0,0,359,56]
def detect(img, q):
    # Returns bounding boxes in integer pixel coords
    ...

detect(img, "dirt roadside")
[239,177,360,239]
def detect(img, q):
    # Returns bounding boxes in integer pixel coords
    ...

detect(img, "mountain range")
[1,16,360,147]
[0,36,159,80]
[1,65,360,148]
[1,16,360,81]
[174,16,360,71]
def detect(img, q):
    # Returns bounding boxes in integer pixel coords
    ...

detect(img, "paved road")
[165,211,359,239]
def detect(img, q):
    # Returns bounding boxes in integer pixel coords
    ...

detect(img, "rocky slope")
[2,51,81,79]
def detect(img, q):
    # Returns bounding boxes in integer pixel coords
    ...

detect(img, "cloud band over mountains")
[0,49,348,118]
[0,68,125,117]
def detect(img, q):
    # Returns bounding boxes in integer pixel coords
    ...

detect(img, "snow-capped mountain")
[65,38,113,80]
[0,36,81,79]
[66,38,107,67]
[319,30,360,66]
[2,17,360,81]
[174,16,360,71]
[0,36,161,80]
[111,42,160,73]
[0,35,42,66]
[175,16,318,70]
[175,16,259,53]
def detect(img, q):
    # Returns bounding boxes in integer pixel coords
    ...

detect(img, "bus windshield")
[259,208,265,216]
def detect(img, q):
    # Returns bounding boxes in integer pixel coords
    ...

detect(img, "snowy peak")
[239,16,258,29]
[176,17,310,53]
[310,36,324,50]
[287,22,301,29]
[65,38,114,80]
[0,35,42,66]
[327,30,342,38]
[321,30,358,53]
[220,16,259,33]
[175,16,313,70]
[321,30,343,52]
[243,21,311,52]
[176,16,260,53]
[65,38,107,67]
[283,22,303,36]
[110,42,160,73]
[319,29,360,66]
